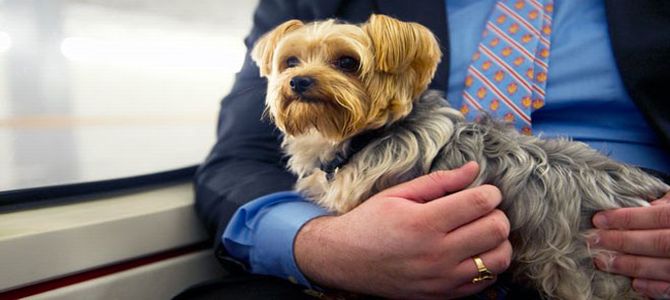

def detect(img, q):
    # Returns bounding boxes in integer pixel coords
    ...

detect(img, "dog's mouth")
[296,96,322,104]
[285,94,328,105]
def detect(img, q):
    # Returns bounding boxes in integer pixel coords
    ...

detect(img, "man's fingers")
[632,279,670,299]
[651,192,670,206]
[424,184,503,233]
[444,209,510,260]
[416,241,511,299]
[593,204,670,230]
[453,240,513,282]
[374,162,480,203]
[447,279,497,299]
[591,229,670,258]
[595,253,670,282]
[447,241,512,297]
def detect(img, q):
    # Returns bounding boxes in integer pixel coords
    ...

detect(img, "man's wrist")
[294,215,343,288]
[222,191,330,287]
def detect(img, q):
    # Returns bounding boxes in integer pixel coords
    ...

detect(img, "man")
[193,0,670,298]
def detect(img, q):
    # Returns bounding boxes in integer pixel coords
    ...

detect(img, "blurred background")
[0,0,259,191]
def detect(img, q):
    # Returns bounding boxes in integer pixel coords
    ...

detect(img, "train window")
[0,1,258,195]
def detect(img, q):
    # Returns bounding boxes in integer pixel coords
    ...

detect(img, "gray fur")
[287,90,670,299]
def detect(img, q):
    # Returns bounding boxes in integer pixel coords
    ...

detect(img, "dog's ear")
[363,14,441,96]
[251,19,304,77]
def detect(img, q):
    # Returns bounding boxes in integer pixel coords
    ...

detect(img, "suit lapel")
[604,0,670,149]
[374,0,450,91]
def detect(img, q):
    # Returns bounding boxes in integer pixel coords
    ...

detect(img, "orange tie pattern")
[461,0,554,135]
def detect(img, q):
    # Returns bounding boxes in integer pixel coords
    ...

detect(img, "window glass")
[0,0,258,191]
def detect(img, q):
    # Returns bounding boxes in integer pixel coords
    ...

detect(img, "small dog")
[251,14,670,300]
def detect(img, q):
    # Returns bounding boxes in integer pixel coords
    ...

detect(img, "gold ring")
[471,256,495,283]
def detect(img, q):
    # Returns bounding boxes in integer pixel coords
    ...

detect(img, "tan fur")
[252,15,441,141]
[363,15,442,99]
[251,19,304,77]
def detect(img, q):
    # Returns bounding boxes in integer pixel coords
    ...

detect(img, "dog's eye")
[286,56,300,68]
[336,56,359,72]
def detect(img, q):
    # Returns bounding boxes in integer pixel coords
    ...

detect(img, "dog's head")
[251,14,441,141]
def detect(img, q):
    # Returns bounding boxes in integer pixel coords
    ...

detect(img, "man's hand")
[591,192,670,299]
[294,162,512,299]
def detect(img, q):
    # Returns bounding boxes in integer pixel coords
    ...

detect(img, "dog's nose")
[290,76,314,94]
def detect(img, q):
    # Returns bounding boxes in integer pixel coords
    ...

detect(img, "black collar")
[319,128,385,181]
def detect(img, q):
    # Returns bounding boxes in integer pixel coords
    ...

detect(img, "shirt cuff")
[222,191,329,288]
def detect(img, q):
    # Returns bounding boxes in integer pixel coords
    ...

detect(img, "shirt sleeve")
[222,191,330,287]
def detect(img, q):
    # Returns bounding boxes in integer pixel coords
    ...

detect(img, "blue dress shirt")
[223,0,670,288]
[223,191,328,287]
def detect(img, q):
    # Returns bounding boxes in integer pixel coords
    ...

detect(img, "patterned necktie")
[461,0,554,135]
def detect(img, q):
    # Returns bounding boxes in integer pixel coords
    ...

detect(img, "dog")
[250,14,670,300]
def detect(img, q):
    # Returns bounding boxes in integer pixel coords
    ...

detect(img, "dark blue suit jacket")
[194,0,670,265]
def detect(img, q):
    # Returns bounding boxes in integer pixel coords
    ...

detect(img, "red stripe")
[0,242,209,300]
[479,45,532,93]
[527,0,544,11]
[470,67,531,124]
[497,2,550,47]
[532,83,546,97]
[480,42,547,104]
[487,22,548,70]
[525,0,552,22]
[464,91,483,110]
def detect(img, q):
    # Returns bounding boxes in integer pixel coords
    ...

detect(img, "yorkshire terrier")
[251,14,670,300]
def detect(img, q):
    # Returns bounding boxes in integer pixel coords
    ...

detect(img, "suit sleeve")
[194,0,302,248]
